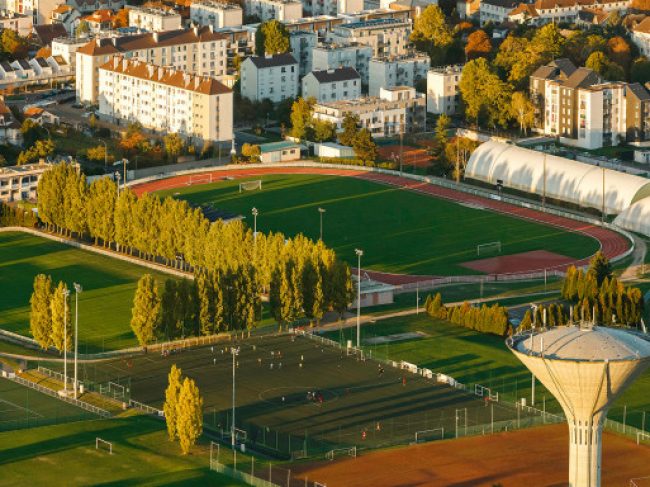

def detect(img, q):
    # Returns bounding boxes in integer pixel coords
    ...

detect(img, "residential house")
[50,5,81,33]
[0,99,22,146]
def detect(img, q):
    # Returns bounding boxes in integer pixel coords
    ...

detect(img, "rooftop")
[129,5,181,15]
[309,67,360,83]
[428,64,464,75]
[259,141,301,153]
[338,17,407,30]
[247,53,297,68]
[191,0,243,8]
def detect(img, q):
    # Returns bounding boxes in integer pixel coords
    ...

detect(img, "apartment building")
[76,26,229,104]
[529,58,577,128]
[631,17,650,58]
[312,42,372,85]
[479,0,517,24]
[51,36,89,67]
[426,64,462,115]
[313,86,426,137]
[368,53,429,96]
[457,0,480,19]
[0,162,53,202]
[0,10,31,36]
[326,18,412,58]
[190,0,243,29]
[98,57,233,144]
[506,0,630,25]
[303,0,363,16]
[240,53,298,102]
[128,5,182,32]
[50,5,81,33]
[289,30,317,76]
[243,0,302,21]
[302,67,361,102]
[0,98,21,146]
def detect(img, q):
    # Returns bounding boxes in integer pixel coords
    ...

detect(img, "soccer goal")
[239,180,262,193]
[346,348,365,361]
[100,381,127,400]
[96,437,113,454]
[325,446,356,461]
[224,427,247,445]
[477,241,502,257]
[414,427,445,444]
[188,173,212,185]
[475,384,499,402]
[637,431,650,445]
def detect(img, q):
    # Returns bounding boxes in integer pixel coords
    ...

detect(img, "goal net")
[239,180,262,193]
[346,348,366,361]
[326,446,356,461]
[414,427,445,444]
[223,427,247,445]
[100,381,127,400]
[96,437,113,454]
[477,241,501,257]
[637,431,650,445]
[474,384,499,402]
[188,174,212,185]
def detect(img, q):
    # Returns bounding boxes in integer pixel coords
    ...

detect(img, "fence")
[129,399,164,417]
[396,270,565,293]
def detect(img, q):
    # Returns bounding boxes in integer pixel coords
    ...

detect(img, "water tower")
[507,324,650,487]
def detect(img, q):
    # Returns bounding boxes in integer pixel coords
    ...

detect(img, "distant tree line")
[424,292,511,336]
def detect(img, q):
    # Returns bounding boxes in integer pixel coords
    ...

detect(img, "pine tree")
[176,377,203,455]
[164,364,182,441]
[589,251,612,285]
[29,274,53,349]
[50,281,71,353]
[130,274,161,346]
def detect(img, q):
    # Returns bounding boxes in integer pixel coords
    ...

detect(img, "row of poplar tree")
[35,164,352,293]
[29,274,72,352]
[424,293,511,337]
[0,202,37,228]
[163,365,203,455]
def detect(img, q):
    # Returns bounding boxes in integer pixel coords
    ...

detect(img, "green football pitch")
[0,231,174,353]
[0,378,93,431]
[58,333,543,458]
[156,174,600,276]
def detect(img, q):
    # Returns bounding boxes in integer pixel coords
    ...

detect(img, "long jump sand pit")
[462,250,575,274]
[294,424,650,486]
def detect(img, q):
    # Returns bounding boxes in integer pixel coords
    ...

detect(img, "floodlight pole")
[355,249,363,349]
[231,346,239,450]
[252,207,258,242]
[63,288,70,393]
[318,207,326,241]
[73,282,82,399]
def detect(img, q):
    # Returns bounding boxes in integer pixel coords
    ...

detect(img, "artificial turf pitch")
[63,333,539,458]
[156,174,600,276]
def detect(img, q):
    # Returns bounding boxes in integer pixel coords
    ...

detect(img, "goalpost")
[239,180,262,193]
[188,174,213,185]
[477,241,502,257]
[100,381,127,400]
[96,437,113,454]
[475,384,499,402]
[325,446,357,461]
[637,431,650,445]
[414,427,445,444]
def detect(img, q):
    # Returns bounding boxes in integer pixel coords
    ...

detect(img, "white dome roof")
[614,196,650,238]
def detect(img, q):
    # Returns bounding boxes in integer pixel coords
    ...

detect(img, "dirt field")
[377,145,432,167]
[294,423,650,487]
[461,250,575,274]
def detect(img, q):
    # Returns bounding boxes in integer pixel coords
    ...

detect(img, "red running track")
[131,167,631,284]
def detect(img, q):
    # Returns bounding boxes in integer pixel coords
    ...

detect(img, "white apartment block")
[243,0,302,21]
[50,5,81,33]
[368,54,429,97]
[632,17,650,58]
[479,0,517,25]
[0,10,31,36]
[312,42,372,85]
[507,0,630,25]
[190,0,243,29]
[303,0,363,16]
[326,18,412,58]
[76,26,229,104]
[313,86,426,137]
[51,36,88,67]
[0,162,53,202]
[240,53,298,102]
[128,6,182,32]
[302,67,361,102]
[98,57,233,144]
[427,64,462,115]
[289,31,317,76]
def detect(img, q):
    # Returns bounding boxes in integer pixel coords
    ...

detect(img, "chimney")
[153,31,159,42]
[209,24,214,33]
[111,36,118,46]
[193,26,199,37]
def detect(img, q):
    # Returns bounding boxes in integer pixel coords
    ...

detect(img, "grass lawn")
[0,415,246,486]
[156,174,600,275]
[324,315,650,430]
[0,231,174,353]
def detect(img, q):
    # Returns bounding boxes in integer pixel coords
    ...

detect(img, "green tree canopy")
[352,128,377,163]
[130,274,161,346]
[255,20,290,56]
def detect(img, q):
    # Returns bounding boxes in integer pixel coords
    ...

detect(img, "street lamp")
[251,207,258,241]
[115,171,121,196]
[231,346,240,450]
[62,287,70,394]
[73,282,82,399]
[318,207,326,241]
[355,249,363,349]
[112,158,130,191]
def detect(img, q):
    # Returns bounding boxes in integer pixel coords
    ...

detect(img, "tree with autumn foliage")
[606,36,632,72]
[119,123,149,155]
[112,8,130,28]
[465,30,492,60]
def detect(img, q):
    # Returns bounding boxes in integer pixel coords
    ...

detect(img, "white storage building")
[465,140,650,215]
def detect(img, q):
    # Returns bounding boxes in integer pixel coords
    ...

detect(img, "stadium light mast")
[73,282,82,399]
[231,346,240,450]
[251,207,258,241]
[355,249,363,349]
[318,207,326,241]
[62,287,70,394]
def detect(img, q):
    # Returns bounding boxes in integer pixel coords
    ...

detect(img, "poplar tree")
[29,274,53,349]
[212,271,225,333]
[130,274,161,346]
[50,281,71,353]
[164,364,182,441]
[176,377,203,455]
[196,270,214,336]
[161,279,178,340]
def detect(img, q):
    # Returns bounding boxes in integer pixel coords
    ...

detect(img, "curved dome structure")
[466,141,650,215]
[508,325,650,487]
[614,196,650,238]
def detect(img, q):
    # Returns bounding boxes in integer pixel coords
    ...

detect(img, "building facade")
[189,0,243,29]
[312,42,373,85]
[326,18,412,58]
[479,0,517,24]
[0,162,53,202]
[128,6,182,32]
[632,17,650,58]
[506,0,630,25]
[368,53,429,96]
[240,53,298,102]
[302,67,361,102]
[243,0,302,21]
[426,64,462,115]
[289,30,317,76]
[76,26,229,104]
[98,56,233,144]
[303,0,363,16]
[0,10,31,36]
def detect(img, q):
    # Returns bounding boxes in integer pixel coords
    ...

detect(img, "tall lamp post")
[355,249,363,349]
[251,207,258,241]
[73,282,82,399]
[113,158,130,192]
[318,207,326,241]
[231,346,240,450]
[62,287,70,394]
